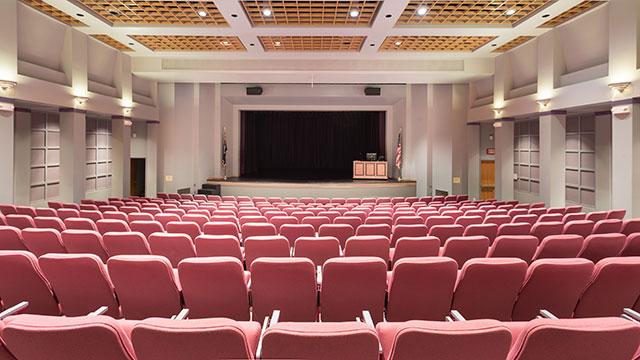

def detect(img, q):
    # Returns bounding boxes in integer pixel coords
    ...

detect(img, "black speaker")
[364,87,381,96]
[246,86,263,95]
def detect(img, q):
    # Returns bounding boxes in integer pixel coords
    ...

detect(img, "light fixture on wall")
[123,106,132,115]
[123,119,133,126]
[609,82,631,94]
[0,80,17,91]
[492,107,504,116]
[536,98,551,108]
[74,96,88,106]
[493,121,503,128]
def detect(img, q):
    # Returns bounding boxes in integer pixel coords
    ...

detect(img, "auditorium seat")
[0,227,27,251]
[0,251,59,315]
[154,213,181,230]
[96,219,131,235]
[487,235,538,263]
[607,209,627,220]
[376,320,511,360]
[333,216,362,231]
[622,233,640,256]
[0,204,17,215]
[530,221,563,243]
[344,235,390,262]
[107,255,181,320]
[355,223,392,239]
[241,223,277,239]
[454,215,483,228]
[56,208,80,220]
[279,224,315,247]
[386,257,457,321]
[194,234,243,260]
[394,215,424,226]
[463,223,498,243]
[202,221,240,240]
[622,219,640,235]
[440,236,489,269]
[505,317,640,360]
[63,217,98,231]
[592,219,623,234]
[20,228,66,257]
[425,216,455,230]
[178,257,250,320]
[251,257,317,322]
[511,214,538,225]
[102,232,151,257]
[244,235,290,268]
[318,224,354,248]
[60,230,108,262]
[293,236,341,267]
[389,224,427,247]
[511,258,594,320]
[586,211,608,223]
[33,216,66,232]
[562,220,595,238]
[165,221,201,241]
[130,220,164,239]
[390,236,440,265]
[496,222,531,237]
[5,215,34,230]
[147,233,196,267]
[531,234,583,261]
[483,215,511,227]
[452,258,527,321]
[38,253,120,318]
[2,315,137,360]
[269,216,298,232]
[538,213,563,223]
[261,321,379,360]
[429,224,465,246]
[578,233,626,263]
[128,212,154,222]
[321,257,387,323]
[563,212,586,224]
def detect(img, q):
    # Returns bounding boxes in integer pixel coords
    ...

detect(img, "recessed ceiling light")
[385,14,392,18]
[416,6,428,16]
[394,41,403,46]
[542,13,550,18]
[128,42,134,46]
[262,8,272,16]
[76,13,84,17]
[491,43,497,47]
[505,9,516,16]
[197,10,207,17]
[220,40,230,46]
[109,9,119,16]
[349,9,360,17]
[370,43,375,47]
[274,41,281,47]
[249,43,255,46]
[231,14,238,18]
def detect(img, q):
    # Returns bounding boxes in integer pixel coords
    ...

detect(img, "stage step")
[198,184,220,196]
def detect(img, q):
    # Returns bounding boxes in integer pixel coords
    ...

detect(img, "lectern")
[353,161,388,180]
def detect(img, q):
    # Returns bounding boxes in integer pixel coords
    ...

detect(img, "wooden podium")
[353,161,388,180]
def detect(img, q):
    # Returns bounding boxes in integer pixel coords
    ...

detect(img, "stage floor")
[206,177,417,198]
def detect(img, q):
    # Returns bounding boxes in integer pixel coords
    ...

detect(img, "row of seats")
[1,312,639,360]
[3,249,640,323]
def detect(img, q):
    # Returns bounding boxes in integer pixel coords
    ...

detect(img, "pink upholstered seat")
[244,235,290,268]
[355,223,392,239]
[441,236,489,269]
[390,224,428,247]
[63,217,98,231]
[102,232,151,257]
[5,215,34,230]
[563,212,586,224]
[535,236,582,262]
[202,221,240,240]
[262,321,379,360]
[318,224,355,248]
[321,257,387,323]
[2,315,136,360]
[165,221,201,240]
[103,211,129,222]
[454,215,483,228]
[387,257,457,321]
[511,258,594,320]
[429,224,465,246]
[425,216,455,230]
[578,233,626,263]
[483,215,511,227]
[622,233,640,256]
[128,212,154,223]
[269,216,298,231]
[344,235,390,262]
[511,214,538,225]
[38,253,120,317]
[586,211,608,223]
[147,233,196,267]
[452,258,527,321]
[622,219,640,235]
[154,213,181,230]
[33,216,66,232]
[279,224,315,247]
[592,219,623,234]
[365,216,393,226]
[394,216,424,226]
[390,236,440,265]
[463,223,498,244]
[377,320,511,360]
[56,208,80,220]
[607,209,627,220]
[538,213,563,223]
[60,230,109,262]
[497,222,532,237]
[194,235,243,260]
[130,220,164,239]
[178,257,250,320]
[293,236,341,267]
[251,257,317,322]
[487,235,538,263]
[530,221,563,243]
[0,204,17,215]
[505,317,640,360]
[107,255,181,320]
[333,216,362,231]
[0,227,27,251]
[562,220,595,238]
[574,257,640,317]
[0,251,59,315]
[21,228,66,257]
[241,223,277,239]
[96,219,131,235]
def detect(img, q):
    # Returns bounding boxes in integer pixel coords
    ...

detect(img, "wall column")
[494,121,514,200]
[59,109,86,202]
[112,117,131,198]
[145,121,158,198]
[594,112,612,210]
[611,102,640,217]
[14,109,31,205]
[539,111,566,207]
[0,0,18,204]
[466,124,481,200]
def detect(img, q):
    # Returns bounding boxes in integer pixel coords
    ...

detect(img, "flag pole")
[396,128,402,182]
[222,126,227,181]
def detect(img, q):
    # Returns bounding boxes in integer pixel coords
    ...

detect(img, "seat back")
[387,257,457,321]
[592,219,623,234]
[154,213,182,230]
[147,233,196,267]
[202,221,240,239]
[390,225,428,247]
[269,216,298,231]
[56,209,80,220]
[38,253,119,317]
[562,220,595,238]
[355,224,392,239]
[0,226,27,251]
[333,216,363,232]
[279,224,315,247]
[241,223,277,239]
[441,236,489,269]
[129,220,164,239]
[511,214,538,225]
[0,251,59,315]
[107,255,181,320]
[621,233,640,256]
[585,211,608,223]
[622,219,640,235]
[391,237,440,265]
[5,215,35,230]
[60,230,109,262]
[376,320,512,360]
[318,224,355,248]
[102,232,151,257]
[487,235,538,263]
[578,233,626,263]
[452,257,527,321]
[607,209,627,220]
[511,258,594,320]
[321,257,387,323]
[3,315,136,360]
[462,224,498,244]
[497,223,532,237]
[243,236,290,268]
[483,215,511,227]
[21,228,66,257]
[530,222,563,243]
[344,235,390,262]
[165,221,201,240]
[178,257,250,320]
[33,216,66,232]
[532,234,584,261]
[301,216,331,232]
[63,217,97,231]
[96,219,131,235]
[194,235,243,261]
[293,236,341,267]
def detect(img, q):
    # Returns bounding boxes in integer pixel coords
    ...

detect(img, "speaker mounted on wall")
[246,86,263,95]
[364,87,381,96]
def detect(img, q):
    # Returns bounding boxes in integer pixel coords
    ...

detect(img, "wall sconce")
[536,98,551,108]
[0,102,14,113]
[493,121,503,128]
[74,96,88,106]
[123,119,133,126]
[0,80,17,91]
[609,82,631,94]
[493,107,504,116]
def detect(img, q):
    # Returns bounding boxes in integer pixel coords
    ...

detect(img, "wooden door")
[480,160,495,200]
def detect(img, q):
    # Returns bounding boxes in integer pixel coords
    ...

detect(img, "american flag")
[221,128,228,166]
[395,130,402,169]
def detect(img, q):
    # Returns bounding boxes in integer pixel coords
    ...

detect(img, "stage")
[206,178,417,198]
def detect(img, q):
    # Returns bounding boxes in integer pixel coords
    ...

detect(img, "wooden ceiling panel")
[397,0,552,26]
[380,36,496,52]
[539,1,606,28]
[76,0,228,26]
[91,35,133,51]
[242,1,381,27]
[259,36,365,51]
[130,35,245,51]
[492,35,535,52]
[20,0,86,26]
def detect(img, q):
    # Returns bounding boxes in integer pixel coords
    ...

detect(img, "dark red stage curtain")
[240,110,385,180]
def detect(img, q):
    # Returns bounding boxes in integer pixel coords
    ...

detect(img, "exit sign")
[486,148,495,155]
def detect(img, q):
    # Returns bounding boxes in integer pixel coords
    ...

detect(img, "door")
[480,160,495,200]
[130,158,146,197]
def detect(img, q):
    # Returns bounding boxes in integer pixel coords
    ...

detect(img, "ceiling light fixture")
[75,96,88,106]
[536,98,551,107]
[542,14,550,18]
[123,107,132,114]
[262,8,272,17]
[123,119,133,127]
[350,8,360,17]
[493,107,504,116]
[394,41,403,46]
[220,40,230,46]
[416,6,428,16]
[505,9,516,16]
[274,41,281,47]
[609,82,631,93]
[197,10,207,17]
[0,80,17,91]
